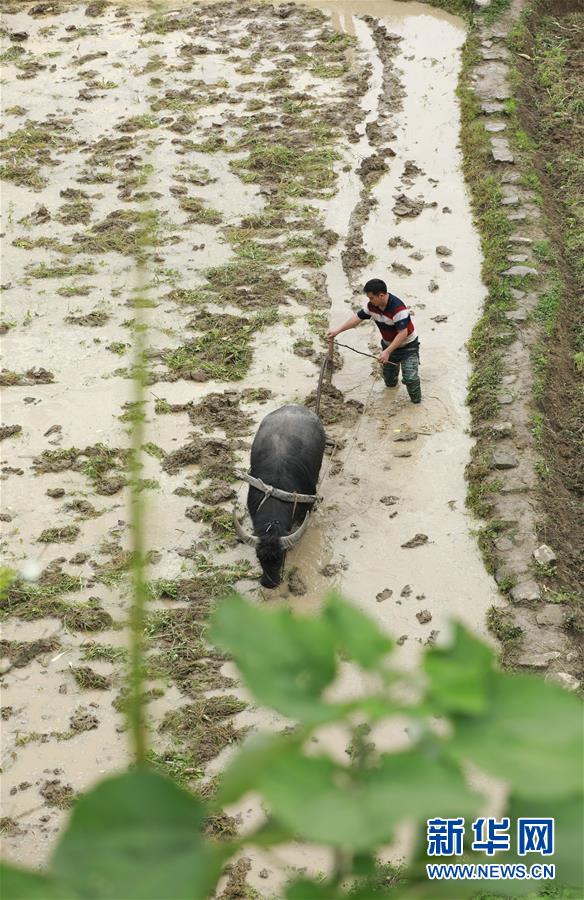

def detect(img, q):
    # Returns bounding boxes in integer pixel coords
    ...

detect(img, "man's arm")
[377,328,408,363]
[326,313,363,342]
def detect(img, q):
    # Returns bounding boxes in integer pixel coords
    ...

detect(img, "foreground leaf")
[424,623,494,715]
[217,732,295,806]
[51,771,225,899]
[287,878,340,899]
[323,592,393,669]
[451,673,583,799]
[509,792,584,891]
[210,594,337,723]
[0,865,65,900]
[258,749,479,850]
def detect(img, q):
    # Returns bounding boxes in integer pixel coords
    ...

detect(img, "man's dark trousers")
[381,341,421,403]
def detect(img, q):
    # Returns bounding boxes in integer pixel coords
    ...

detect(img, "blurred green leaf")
[424,623,494,714]
[287,879,339,899]
[509,792,584,891]
[210,594,337,723]
[51,771,225,899]
[323,592,393,669]
[258,749,479,850]
[367,750,480,830]
[0,866,65,900]
[451,673,583,799]
[217,732,295,806]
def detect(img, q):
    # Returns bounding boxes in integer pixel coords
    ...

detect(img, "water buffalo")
[234,404,326,588]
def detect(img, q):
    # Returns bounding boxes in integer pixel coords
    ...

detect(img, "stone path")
[466,4,580,685]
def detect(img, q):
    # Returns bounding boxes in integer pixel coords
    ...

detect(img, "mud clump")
[85,0,108,16]
[64,499,100,519]
[219,857,252,900]
[341,241,371,272]
[162,437,234,479]
[304,382,363,427]
[188,392,253,436]
[40,780,75,809]
[287,567,307,596]
[194,483,236,506]
[160,696,246,765]
[37,524,80,544]
[416,610,432,624]
[65,309,109,327]
[0,425,22,440]
[70,665,111,690]
[0,817,25,836]
[357,150,394,185]
[69,707,99,733]
[62,602,113,632]
[0,368,54,387]
[388,235,413,249]
[392,193,424,218]
[32,443,128,494]
[401,533,429,549]
[0,637,60,668]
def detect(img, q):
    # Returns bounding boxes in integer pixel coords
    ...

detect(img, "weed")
[487,606,523,643]
[179,197,222,224]
[232,143,339,198]
[56,284,94,297]
[57,197,93,226]
[146,749,202,788]
[13,236,73,254]
[80,643,128,664]
[295,249,326,268]
[533,239,553,263]
[0,163,47,190]
[107,342,130,355]
[74,209,158,258]
[63,601,114,632]
[531,412,545,443]
[70,666,112,690]
[142,442,165,460]
[27,261,96,279]
[160,696,246,765]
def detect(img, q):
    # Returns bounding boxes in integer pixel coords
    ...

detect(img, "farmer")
[326,278,421,404]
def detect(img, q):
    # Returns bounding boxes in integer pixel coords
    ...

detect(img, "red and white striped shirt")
[357,293,418,346]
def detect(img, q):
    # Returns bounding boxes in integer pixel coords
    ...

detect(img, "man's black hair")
[363,278,387,296]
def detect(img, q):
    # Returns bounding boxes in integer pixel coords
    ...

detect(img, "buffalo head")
[233,512,311,588]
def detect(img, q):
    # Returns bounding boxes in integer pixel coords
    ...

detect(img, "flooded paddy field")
[0,0,499,890]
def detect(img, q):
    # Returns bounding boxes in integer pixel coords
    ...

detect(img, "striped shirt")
[357,293,418,346]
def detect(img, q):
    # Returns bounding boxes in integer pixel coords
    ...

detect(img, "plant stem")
[128,317,148,766]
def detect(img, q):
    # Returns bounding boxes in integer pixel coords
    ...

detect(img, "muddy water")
[1,0,498,887]
[218,3,502,892]
[266,0,499,655]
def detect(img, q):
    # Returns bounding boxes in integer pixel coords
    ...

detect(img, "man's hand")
[326,328,338,342]
[377,348,391,364]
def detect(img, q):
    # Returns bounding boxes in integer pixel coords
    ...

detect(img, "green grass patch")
[27,260,96,279]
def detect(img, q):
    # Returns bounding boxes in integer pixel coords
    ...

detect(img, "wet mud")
[1,0,499,890]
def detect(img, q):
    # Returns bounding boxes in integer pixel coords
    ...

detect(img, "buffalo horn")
[280,514,311,550]
[233,510,258,546]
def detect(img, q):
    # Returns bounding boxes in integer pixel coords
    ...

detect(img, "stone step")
[491,137,514,163]
[502,265,539,277]
[485,120,506,132]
